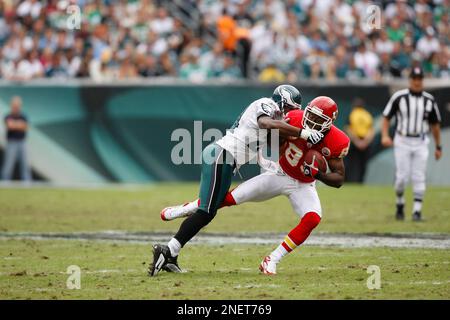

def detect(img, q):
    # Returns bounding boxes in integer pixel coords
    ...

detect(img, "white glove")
[299,128,324,144]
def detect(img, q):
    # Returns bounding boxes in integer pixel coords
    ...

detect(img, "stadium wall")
[0,80,448,185]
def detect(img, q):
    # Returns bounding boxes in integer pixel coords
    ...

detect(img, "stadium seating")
[0,0,448,82]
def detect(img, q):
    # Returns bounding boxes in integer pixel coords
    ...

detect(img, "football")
[303,149,328,173]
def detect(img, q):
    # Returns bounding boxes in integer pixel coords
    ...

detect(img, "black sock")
[174,210,215,247]
[396,203,404,214]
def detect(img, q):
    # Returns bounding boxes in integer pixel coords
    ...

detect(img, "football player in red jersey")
[279,96,350,187]
[162,96,350,275]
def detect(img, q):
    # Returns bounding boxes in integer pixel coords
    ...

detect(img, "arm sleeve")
[428,100,441,124]
[382,93,400,119]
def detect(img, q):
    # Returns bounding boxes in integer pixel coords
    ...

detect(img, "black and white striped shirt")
[383,89,441,137]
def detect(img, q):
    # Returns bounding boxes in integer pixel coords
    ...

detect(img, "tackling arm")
[257,116,300,138]
[315,158,345,188]
[258,115,323,144]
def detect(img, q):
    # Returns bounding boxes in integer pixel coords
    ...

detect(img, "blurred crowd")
[0,0,449,82]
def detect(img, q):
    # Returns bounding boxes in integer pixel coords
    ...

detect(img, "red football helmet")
[302,96,338,133]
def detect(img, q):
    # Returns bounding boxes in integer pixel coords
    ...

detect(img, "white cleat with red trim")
[160,203,192,221]
[259,256,277,275]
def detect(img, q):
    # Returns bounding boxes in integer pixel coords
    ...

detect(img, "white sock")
[269,244,289,264]
[413,200,423,213]
[168,238,181,257]
[396,194,405,206]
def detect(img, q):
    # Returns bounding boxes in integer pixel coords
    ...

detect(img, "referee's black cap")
[409,66,424,79]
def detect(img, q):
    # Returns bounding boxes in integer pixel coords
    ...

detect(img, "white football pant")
[393,135,429,199]
[231,163,322,218]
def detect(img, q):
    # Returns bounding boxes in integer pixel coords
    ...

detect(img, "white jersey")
[216,97,282,167]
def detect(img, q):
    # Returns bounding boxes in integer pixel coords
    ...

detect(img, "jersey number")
[338,143,350,158]
[285,142,303,167]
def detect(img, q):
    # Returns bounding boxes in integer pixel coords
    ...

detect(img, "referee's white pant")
[393,134,429,199]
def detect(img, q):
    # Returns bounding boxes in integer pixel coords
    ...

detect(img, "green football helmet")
[272,84,302,113]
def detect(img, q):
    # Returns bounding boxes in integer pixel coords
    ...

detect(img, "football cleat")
[160,207,170,221]
[412,211,422,222]
[396,204,404,221]
[162,255,183,273]
[259,256,277,275]
[148,244,171,277]
[160,203,191,221]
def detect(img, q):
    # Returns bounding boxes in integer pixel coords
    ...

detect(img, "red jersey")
[279,110,350,183]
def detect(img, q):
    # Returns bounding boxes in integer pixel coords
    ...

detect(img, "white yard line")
[0,231,449,249]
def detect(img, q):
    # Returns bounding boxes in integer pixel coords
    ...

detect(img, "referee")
[381,67,442,221]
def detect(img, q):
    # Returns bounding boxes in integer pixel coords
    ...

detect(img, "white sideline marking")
[0,231,449,249]
[234,284,281,289]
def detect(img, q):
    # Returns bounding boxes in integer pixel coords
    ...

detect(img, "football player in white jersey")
[149,85,324,276]
[160,96,350,276]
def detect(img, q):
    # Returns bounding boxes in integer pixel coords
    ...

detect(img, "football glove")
[302,156,319,178]
[299,128,324,145]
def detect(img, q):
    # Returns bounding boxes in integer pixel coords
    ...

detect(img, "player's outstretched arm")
[315,158,345,188]
[257,116,323,144]
[257,115,300,138]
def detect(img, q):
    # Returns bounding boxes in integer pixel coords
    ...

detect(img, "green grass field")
[1,184,449,234]
[0,184,449,299]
